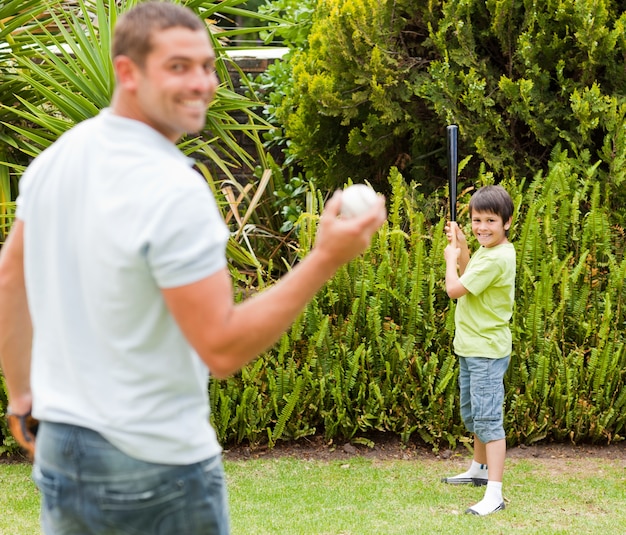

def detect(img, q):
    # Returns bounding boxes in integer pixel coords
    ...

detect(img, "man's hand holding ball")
[312,183,385,273]
[340,184,380,218]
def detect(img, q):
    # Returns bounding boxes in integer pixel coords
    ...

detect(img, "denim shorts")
[33,422,230,535]
[458,355,510,444]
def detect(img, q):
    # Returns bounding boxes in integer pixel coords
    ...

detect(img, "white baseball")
[340,184,378,218]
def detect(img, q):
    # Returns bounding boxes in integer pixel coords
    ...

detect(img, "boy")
[442,184,516,516]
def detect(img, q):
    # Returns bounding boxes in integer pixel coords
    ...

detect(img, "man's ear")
[113,56,139,90]
[504,217,512,231]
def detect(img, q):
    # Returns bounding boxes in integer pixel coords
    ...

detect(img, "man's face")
[132,27,218,142]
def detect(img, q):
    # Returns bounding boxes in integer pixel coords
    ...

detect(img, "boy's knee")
[473,419,505,444]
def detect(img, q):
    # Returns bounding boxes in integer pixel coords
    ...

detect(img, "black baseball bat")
[446,124,458,222]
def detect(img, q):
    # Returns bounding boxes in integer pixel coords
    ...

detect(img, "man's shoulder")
[35,114,99,154]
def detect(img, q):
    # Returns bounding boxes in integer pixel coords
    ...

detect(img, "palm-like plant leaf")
[0,0,50,236]
[0,0,291,268]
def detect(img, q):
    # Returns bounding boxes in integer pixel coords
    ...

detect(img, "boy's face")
[470,210,511,248]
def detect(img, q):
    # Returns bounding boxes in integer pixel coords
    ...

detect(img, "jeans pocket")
[202,455,225,481]
[33,464,61,510]
[99,477,189,534]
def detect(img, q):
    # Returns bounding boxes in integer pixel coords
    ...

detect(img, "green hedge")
[209,156,626,450]
[3,0,626,456]
[2,156,625,455]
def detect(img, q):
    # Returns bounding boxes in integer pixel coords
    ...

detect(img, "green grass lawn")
[2,452,625,534]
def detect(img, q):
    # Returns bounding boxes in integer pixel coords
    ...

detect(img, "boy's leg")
[465,356,510,516]
[473,435,487,465]
[466,438,506,515]
[442,358,488,486]
[485,437,506,482]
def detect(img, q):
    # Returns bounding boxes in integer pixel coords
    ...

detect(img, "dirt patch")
[222,433,626,463]
[3,433,626,465]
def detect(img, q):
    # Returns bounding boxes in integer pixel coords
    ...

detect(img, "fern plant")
[210,148,626,451]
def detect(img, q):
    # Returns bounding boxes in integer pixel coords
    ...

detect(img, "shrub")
[269,0,626,210]
[210,157,626,450]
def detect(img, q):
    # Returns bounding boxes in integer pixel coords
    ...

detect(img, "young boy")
[442,184,516,516]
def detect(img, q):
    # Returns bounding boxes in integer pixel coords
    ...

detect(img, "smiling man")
[0,2,386,534]
[111,9,218,141]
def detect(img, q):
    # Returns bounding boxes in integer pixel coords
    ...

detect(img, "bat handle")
[450,221,457,249]
[446,124,458,253]
[447,124,458,222]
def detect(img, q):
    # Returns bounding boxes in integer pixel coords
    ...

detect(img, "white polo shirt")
[16,109,229,464]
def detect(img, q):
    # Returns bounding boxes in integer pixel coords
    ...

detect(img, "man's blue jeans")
[33,421,230,534]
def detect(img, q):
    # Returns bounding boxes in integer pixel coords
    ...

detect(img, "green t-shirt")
[454,243,516,358]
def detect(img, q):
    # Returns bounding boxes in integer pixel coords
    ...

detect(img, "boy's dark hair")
[112,2,205,68]
[469,185,514,235]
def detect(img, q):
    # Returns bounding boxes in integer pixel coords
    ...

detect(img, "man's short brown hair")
[112,1,205,67]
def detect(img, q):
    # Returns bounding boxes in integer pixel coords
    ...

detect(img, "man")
[0,2,386,533]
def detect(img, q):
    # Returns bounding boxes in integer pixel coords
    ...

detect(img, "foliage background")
[2,0,626,455]
[214,0,626,449]
[0,0,292,453]
[209,161,626,450]
[263,0,626,207]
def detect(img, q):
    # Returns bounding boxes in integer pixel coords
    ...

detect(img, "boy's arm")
[444,246,469,299]
[449,221,470,274]
[444,221,470,299]
[456,239,470,275]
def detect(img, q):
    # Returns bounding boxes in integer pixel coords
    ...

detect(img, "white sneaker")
[441,475,488,486]
[465,501,506,516]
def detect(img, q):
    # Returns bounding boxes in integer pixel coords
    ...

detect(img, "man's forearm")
[0,295,33,412]
[176,247,340,380]
[163,192,387,379]
[226,247,338,356]
[0,221,33,413]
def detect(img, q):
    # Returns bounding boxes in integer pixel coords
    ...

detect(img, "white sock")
[454,460,488,479]
[467,481,504,515]
[468,460,488,477]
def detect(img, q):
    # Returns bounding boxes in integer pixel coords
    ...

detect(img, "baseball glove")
[6,410,39,460]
